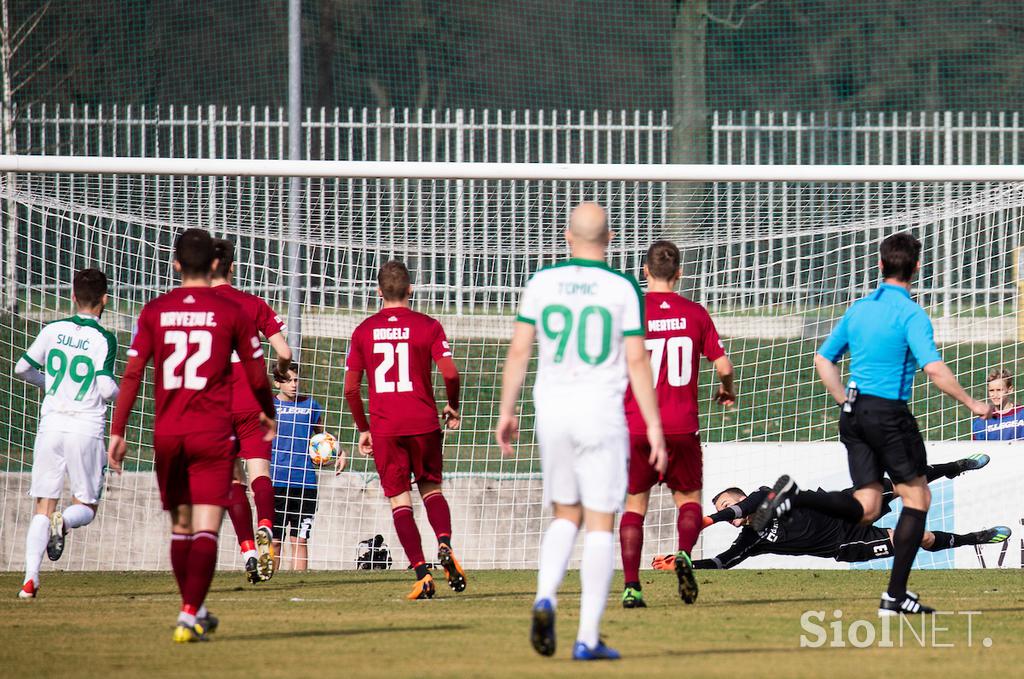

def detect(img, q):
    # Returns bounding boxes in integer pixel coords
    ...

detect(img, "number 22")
[163,330,213,390]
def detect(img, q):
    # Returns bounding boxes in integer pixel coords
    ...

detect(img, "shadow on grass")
[219,623,467,643]
[633,646,806,659]
[704,597,833,607]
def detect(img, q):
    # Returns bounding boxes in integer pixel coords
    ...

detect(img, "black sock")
[887,507,927,600]
[792,489,864,524]
[926,462,958,481]
[625,580,641,591]
[414,563,430,580]
[438,535,452,548]
[923,530,968,552]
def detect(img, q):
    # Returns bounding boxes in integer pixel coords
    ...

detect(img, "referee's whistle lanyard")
[842,381,858,414]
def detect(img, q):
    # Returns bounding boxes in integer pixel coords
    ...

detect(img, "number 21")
[374,342,413,393]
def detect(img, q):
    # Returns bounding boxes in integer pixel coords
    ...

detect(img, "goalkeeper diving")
[654,455,1010,571]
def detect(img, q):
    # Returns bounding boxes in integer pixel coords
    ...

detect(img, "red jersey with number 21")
[126,287,265,435]
[345,306,452,436]
[624,291,725,436]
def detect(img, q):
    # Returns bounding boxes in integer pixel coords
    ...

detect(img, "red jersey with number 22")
[212,284,286,415]
[345,307,452,436]
[624,291,725,435]
[126,287,265,435]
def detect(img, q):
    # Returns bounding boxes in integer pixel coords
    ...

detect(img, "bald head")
[568,202,609,244]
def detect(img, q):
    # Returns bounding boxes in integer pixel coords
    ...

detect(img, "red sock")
[423,492,452,545]
[250,475,275,530]
[182,531,219,616]
[170,533,192,600]
[226,482,256,552]
[619,511,644,585]
[677,502,702,555]
[391,505,426,568]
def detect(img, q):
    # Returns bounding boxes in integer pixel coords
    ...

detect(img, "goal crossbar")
[3,154,1024,182]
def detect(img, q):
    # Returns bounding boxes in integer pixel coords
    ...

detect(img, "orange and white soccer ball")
[308,433,337,465]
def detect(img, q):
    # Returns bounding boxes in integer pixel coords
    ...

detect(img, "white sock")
[535,518,578,607]
[177,611,197,627]
[23,514,50,587]
[62,504,95,530]
[197,605,208,619]
[576,530,614,648]
[242,549,258,562]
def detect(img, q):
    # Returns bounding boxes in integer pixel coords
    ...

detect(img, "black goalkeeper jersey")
[694,486,897,569]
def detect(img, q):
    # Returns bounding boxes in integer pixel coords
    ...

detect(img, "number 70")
[645,336,694,387]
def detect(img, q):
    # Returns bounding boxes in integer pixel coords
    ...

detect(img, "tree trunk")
[669,0,709,300]
[1,0,17,313]
[315,0,336,111]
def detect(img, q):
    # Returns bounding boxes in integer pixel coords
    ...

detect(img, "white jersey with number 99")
[21,314,118,438]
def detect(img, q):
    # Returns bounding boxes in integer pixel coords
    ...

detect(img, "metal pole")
[286,0,303,360]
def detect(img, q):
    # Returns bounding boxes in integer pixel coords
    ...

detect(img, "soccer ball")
[309,433,337,465]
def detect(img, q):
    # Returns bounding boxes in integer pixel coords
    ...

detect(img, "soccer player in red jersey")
[344,260,464,600]
[107,228,277,643]
[619,240,735,609]
[210,238,292,583]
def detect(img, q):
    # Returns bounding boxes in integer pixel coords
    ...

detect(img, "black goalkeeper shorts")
[840,395,928,488]
[835,524,893,562]
[273,486,318,541]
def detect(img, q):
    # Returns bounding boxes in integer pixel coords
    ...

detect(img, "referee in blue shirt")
[753,233,992,615]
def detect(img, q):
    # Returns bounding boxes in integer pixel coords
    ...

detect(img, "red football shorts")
[371,430,444,498]
[153,430,235,510]
[233,410,271,460]
[628,432,702,494]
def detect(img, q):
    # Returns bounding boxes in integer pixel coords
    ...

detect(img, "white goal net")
[1,161,1022,572]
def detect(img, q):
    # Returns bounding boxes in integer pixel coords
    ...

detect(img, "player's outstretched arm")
[707,489,769,524]
[922,360,993,418]
[266,331,293,379]
[436,356,461,430]
[13,356,46,390]
[713,355,736,406]
[343,367,371,434]
[694,529,762,570]
[108,353,148,474]
[813,353,848,406]
[496,321,534,456]
[96,374,120,401]
[625,334,667,474]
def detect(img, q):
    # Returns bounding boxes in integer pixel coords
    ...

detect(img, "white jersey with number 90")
[516,258,644,401]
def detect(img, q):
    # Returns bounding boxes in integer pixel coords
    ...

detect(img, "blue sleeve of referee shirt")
[816,311,851,363]
[905,309,942,368]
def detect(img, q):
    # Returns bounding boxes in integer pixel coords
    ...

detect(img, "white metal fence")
[6,105,1023,315]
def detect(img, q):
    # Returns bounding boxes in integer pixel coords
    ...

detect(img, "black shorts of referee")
[840,394,928,489]
[273,486,318,541]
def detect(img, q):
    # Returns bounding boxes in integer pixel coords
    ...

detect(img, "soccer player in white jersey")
[497,202,667,661]
[14,269,119,599]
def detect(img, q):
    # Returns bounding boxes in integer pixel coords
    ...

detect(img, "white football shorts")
[534,391,629,514]
[29,430,106,504]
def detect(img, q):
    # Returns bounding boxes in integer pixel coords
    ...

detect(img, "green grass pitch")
[2,569,1023,678]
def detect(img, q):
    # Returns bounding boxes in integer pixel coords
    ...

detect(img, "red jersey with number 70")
[345,306,452,436]
[212,283,286,415]
[624,291,726,436]
[125,287,266,436]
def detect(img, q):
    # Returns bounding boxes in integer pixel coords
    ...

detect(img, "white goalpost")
[1,156,1022,573]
